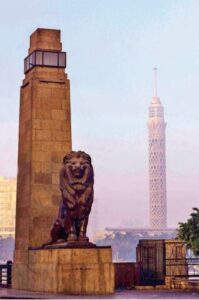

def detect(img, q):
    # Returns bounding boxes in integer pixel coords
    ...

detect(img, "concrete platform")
[1,288,199,299]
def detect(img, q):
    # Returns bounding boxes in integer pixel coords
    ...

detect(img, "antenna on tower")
[153,67,158,97]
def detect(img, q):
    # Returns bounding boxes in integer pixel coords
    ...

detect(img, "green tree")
[178,207,199,255]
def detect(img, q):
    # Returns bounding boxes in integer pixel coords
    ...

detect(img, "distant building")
[0,177,16,238]
[93,227,177,243]
[105,227,176,236]
[93,227,177,262]
[88,198,99,241]
[148,68,167,229]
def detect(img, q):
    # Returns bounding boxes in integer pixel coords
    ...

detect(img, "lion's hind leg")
[78,216,89,242]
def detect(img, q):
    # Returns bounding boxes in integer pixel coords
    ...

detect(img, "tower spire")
[154,67,158,97]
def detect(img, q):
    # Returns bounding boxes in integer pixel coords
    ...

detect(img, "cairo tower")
[148,69,167,229]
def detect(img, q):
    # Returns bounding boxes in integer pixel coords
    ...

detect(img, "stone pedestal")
[13,247,114,295]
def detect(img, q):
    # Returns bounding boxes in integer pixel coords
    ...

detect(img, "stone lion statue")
[59,151,94,242]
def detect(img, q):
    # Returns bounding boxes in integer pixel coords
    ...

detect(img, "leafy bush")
[178,207,199,255]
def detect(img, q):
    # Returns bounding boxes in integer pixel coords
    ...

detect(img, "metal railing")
[0,261,12,287]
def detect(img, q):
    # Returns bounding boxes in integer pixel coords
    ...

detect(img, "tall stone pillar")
[13,28,72,289]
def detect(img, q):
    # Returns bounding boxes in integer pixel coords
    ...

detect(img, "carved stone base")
[13,246,114,294]
[29,240,97,250]
[45,241,97,249]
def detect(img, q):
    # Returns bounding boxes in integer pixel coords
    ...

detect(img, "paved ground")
[0,288,199,299]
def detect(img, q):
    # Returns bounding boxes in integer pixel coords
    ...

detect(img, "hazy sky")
[0,0,199,231]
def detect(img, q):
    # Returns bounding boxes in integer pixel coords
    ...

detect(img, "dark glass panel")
[58,52,66,67]
[26,58,29,71]
[24,50,66,73]
[29,53,34,67]
[27,56,30,71]
[24,57,27,73]
[43,52,58,66]
[36,51,42,65]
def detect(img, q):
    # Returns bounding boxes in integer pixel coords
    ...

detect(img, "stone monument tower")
[13,28,72,288]
[13,29,114,295]
[148,68,167,229]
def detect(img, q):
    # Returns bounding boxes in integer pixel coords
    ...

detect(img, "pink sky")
[0,0,199,233]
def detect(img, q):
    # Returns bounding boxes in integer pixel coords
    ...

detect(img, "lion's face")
[63,152,93,191]
[67,156,90,179]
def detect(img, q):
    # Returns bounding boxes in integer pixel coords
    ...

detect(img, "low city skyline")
[0,0,199,231]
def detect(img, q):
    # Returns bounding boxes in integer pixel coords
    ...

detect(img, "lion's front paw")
[67,233,78,242]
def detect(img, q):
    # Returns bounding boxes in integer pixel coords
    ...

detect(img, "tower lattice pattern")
[148,96,167,229]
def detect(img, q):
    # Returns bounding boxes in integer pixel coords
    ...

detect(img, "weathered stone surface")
[34,172,52,184]
[165,240,188,278]
[13,247,114,294]
[16,79,71,247]
[29,28,62,54]
[13,28,72,288]
[12,263,29,290]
